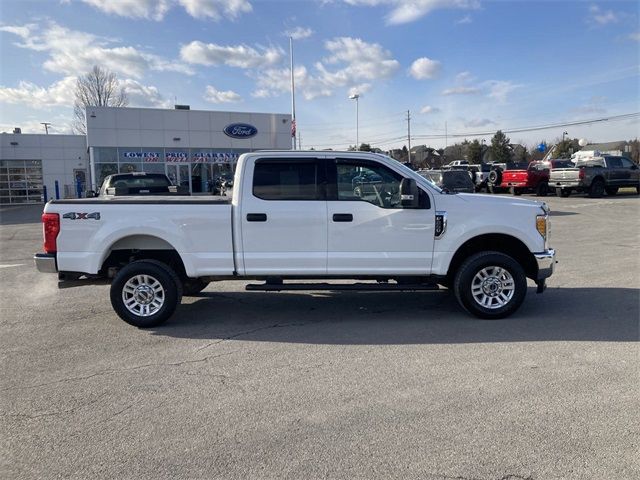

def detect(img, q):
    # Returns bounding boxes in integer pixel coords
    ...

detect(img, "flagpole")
[289,36,297,150]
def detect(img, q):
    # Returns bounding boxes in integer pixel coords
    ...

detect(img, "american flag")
[291,118,296,137]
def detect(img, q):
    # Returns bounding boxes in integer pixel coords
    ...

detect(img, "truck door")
[240,157,327,275]
[326,158,435,275]
[605,157,624,186]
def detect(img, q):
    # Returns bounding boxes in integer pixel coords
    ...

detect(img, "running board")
[245,282,439,292]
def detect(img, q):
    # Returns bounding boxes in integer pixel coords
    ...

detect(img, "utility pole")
[445,121,448,148]
[41,122,51,134]
[406,110,411,165]
[289,37,297,150]
[298,131,302,150]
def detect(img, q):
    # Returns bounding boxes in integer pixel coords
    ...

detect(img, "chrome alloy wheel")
[470,266,515,309]
[122,274,165,317]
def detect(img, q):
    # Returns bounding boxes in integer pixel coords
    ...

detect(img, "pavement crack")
[194,321,315,353]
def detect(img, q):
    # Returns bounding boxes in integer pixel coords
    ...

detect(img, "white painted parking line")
[0,264,26,268]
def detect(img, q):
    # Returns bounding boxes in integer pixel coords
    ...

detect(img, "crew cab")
[34,151,556,327]
[501,160,574,196]
[550,156,640,197]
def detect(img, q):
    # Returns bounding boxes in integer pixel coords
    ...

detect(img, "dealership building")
[0,106,292,204]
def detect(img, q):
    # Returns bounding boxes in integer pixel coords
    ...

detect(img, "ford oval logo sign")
[224,123,258,139]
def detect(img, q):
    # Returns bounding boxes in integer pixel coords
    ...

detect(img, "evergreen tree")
[490,130,512,163]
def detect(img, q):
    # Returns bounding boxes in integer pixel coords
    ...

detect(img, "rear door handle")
[332,213,353,222]
[246,213,267,222]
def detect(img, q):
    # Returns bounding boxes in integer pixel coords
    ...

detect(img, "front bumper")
[34,253,58,273]
[534,248,555,281]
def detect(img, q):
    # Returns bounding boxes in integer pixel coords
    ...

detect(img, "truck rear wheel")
[110,260,182,328]
[588,179,605,198]
[453,251,527,319]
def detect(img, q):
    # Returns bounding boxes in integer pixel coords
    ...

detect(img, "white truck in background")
[35,151,556,327]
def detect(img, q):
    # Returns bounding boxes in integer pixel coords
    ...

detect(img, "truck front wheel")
[453,251,527,319]
[110,260,182,328]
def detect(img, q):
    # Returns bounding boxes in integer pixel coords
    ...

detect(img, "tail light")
[579,168,585,180]
[42,213,60,253]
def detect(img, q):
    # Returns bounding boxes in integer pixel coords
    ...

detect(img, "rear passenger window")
[253,160,322,200]
[607,158,622,168]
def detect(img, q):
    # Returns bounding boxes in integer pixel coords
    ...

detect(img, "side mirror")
[400,178,419,208]
[85,190,96,198]
[631,164,638,170]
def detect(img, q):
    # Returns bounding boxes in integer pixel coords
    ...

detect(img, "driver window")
[336,161,402,208]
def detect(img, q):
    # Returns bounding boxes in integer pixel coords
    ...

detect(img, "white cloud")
[629,31,640,42]
[442,85,481,95]
[348,84,371,96]
[204,85,242,103]
[1,22,190,78]
[253,37,399,100]
[180,41,283,68]
[178,0,252,20]
[456,15,472,24]
[486,80,520,103]
[0,23,37,38]
[420,105,440,114]
[120,79,172,108]
[78,0,252,21]
[588,4,619,25]
[79,0,172,20]
[0,75,171,111]
[0,76,77,108]
[344,0,480,25]
[285,26,314,40]
[441,72,519,102]
[464,118,495,128]
[409,57,441,80]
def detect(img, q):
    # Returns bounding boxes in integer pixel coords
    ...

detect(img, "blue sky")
[0,0,638,150]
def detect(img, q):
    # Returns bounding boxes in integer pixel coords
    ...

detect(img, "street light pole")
[349,94,359,149]
[562,131,568,143]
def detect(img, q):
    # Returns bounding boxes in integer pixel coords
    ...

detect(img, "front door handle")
[332,213,353,222]
[247,213,267,222]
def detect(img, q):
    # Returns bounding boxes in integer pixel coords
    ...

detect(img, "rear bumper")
[551,180,582,189]
[34,253,58,273]
[534,248,556,281]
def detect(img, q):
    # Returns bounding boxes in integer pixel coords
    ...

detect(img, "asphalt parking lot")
[1,192,638,480]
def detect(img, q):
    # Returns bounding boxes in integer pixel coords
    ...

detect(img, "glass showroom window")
[140,148,165,174]
[118,147,141,173]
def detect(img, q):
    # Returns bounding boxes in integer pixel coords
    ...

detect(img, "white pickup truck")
[35,151,555,327]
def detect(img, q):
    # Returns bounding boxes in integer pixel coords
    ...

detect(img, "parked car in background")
[500,159,574,196]
[447,164,491,192]
[444,160,469,169]
[549,156,640,197]
[418,169,476,193]
[89,173,189,197]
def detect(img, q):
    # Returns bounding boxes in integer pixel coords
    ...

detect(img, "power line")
[412,112,639,140]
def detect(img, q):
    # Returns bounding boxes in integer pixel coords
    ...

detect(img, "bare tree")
[73,66,128,134]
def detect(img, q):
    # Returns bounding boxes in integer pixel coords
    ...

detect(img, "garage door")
[0,160,43,204]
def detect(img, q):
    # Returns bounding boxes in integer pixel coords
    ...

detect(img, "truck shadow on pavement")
[150,286,639,344]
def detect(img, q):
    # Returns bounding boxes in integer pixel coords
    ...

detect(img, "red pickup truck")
[501,160,573,196]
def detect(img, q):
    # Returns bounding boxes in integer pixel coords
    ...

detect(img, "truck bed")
[45,197,234,277]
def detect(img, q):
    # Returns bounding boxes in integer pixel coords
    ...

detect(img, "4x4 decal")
[63,212,101,220]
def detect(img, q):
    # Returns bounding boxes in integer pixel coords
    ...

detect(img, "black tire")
[535,182,549,197]
[488,169,502,186]
[453,251,527,320]
[510,187,522,196]
[605,187,618,196]
[588,179,605,198]
[110,260,182,328]
[182,278,210,296]
[636,184,640,195]
[354,186,362,197]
